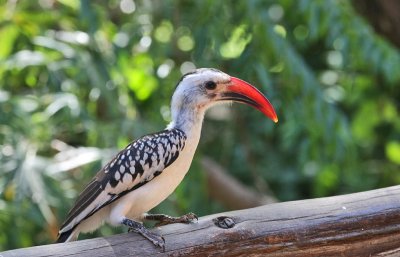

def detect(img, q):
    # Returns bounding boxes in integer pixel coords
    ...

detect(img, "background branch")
[201,157,277,210]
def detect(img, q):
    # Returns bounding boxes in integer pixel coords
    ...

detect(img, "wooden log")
[2,185,400,257]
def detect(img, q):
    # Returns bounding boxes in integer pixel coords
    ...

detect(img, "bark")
[2,185,400,257]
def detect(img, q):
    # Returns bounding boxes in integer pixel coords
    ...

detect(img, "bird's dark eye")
[205,81,217,90]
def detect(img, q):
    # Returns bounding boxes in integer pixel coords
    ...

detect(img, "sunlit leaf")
[127,69,158,100]
[57,0,80,10]
[220,25,252,59]
[386,141,400,165]
[0,25,19,59]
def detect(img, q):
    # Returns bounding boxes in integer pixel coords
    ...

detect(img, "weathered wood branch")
[2,185,400,257]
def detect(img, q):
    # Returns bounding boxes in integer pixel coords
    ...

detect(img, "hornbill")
[57,68,278,249]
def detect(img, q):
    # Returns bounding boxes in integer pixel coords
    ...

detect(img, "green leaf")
[220,25,252,59]
[127,69,158,101]
[386,141,400,165]
[0,25,19,59]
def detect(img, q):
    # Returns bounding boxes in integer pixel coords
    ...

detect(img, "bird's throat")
[168,106,205,141]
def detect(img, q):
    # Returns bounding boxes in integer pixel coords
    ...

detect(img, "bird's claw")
[127,226,165,251]
[183,212,198,223]
[148,234,165,251]
[124,218,165,251]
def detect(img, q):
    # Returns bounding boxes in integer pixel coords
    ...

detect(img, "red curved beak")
[220,76,278,123]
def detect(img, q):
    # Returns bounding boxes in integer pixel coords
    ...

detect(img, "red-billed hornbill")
[57,68,278,249]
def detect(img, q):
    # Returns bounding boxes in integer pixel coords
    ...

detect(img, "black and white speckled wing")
[57,128,186,239]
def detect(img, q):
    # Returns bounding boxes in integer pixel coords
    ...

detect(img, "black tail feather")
[56,230,73,243]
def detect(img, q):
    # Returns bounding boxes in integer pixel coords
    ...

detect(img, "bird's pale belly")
[109,144,197,223]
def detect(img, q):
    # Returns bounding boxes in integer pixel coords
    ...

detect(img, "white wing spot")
[115,171,121,181]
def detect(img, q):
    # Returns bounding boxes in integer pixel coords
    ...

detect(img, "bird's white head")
[169,68,278,134]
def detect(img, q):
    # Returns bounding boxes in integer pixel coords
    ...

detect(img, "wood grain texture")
[2,185,400,257]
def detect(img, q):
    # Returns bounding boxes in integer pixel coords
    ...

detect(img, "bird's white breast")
[108,132,201,224]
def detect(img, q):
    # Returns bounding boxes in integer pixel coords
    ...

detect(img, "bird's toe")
[184,212,198,223]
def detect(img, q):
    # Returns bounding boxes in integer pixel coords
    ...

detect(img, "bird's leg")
[122,218,165,250]
[143,212,198,226]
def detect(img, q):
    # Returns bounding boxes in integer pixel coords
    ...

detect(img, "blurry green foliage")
[0,0,399,250]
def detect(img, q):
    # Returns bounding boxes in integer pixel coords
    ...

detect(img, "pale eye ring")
[205,81,217,90]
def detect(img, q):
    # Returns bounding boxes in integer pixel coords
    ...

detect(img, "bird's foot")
[144,212,198,226]
[122,218,165,251]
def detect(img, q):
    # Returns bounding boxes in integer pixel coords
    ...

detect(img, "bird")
[56,68,278,249]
